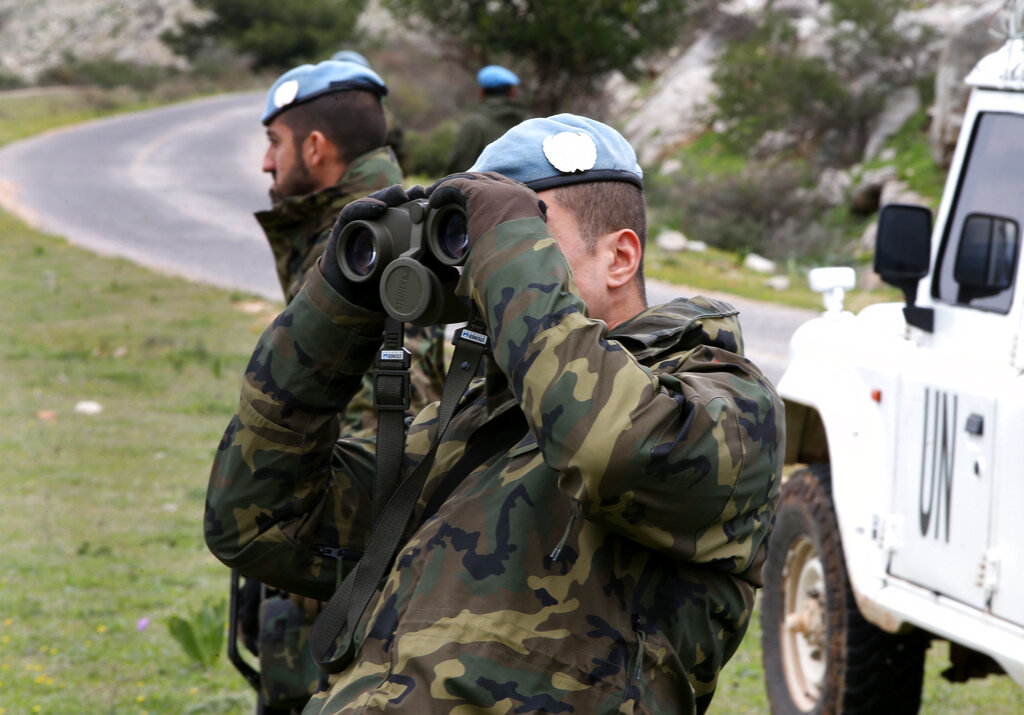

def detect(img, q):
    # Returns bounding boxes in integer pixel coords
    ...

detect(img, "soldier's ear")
[305,130,334,167]
[604,229,642,290]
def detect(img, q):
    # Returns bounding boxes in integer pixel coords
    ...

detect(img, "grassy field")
[0,209,273,713]
[1,87,1023,714]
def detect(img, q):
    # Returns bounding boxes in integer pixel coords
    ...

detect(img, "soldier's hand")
[425,172,546,249]
[321,184,427,310]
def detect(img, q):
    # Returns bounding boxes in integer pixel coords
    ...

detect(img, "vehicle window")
[952,214,1019,299]
[933,112,1024,313]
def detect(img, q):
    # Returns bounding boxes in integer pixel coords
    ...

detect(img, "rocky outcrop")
[0,0,206,82]
[928,1,1006,167]
[614,0,1008,168]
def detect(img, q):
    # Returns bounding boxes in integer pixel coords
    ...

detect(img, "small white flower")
[73,400,103,415]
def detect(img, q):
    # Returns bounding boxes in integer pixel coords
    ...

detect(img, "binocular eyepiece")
[335,198,470,326]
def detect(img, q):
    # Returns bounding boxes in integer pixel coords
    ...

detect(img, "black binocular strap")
[310,308,491,673]
[371,317,410,525]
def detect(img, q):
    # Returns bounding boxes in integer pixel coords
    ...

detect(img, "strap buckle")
[373,348,411,411]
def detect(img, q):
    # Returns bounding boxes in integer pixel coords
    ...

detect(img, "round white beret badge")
[542,131,598,173]
[273,79,300,109]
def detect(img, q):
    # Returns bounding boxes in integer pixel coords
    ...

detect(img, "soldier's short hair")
[279,90,387,165]
[548,180,647,285]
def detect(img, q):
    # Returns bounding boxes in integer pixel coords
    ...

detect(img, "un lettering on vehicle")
[888,382,994,610]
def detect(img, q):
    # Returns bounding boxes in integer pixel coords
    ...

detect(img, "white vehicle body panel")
[778,39,1024,688]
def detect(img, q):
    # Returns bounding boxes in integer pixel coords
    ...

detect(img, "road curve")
[0,92,815,382]
[0,91,278,299]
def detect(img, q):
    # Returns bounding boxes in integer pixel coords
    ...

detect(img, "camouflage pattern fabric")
[256,145,403,304]
[258,593,324,708]
[206,215,783,714]
[247,146,445,707]
[253,143,446,431]
[446,95,528,174]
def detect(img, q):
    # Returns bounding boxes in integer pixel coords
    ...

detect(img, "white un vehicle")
[761,11,1024,715]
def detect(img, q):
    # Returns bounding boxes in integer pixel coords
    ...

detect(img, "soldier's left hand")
[321,184,427,309]
[425,172,547,248]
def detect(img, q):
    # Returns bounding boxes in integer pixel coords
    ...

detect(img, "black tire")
[761,464,928,715]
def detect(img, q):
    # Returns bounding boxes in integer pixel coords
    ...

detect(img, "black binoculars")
[335,199,470,325]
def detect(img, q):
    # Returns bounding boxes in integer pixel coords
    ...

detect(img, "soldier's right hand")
[321,184,427,311]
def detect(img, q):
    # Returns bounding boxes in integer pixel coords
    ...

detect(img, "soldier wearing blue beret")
[445,64,529,174]
[208,114,783,714]
[233,58,447,714]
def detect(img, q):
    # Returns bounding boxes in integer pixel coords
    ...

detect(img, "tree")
[165,0,369,71]
[383,0,702,115]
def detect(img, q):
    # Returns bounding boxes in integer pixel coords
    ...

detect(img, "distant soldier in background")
[445,64,528,173]
[237,58,446,715]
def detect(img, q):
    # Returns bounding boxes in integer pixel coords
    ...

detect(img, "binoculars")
[335,199,470,326]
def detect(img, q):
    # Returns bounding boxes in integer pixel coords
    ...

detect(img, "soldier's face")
[262,116,317,201]
[538,191,610,322]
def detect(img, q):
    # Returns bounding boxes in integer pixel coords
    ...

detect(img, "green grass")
[0,209,276,713]
[0,87,161,147]
[645,243,901,312]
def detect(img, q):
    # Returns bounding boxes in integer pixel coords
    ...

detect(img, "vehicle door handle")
[965,413,984,435]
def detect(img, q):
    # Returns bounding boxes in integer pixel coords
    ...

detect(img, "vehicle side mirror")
[875,203,934,332]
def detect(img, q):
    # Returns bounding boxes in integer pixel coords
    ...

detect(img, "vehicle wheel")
[761,463,928,714]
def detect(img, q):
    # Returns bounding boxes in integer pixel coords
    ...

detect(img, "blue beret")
[470,113,643,191]
[261,60,387,125]
[330,50,370,67]
[477,65,519,89]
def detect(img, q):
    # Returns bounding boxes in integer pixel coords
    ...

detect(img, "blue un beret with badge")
[470,113,643,191]
[261,60,387,125]
[477,65,520,89]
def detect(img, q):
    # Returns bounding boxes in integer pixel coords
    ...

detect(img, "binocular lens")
[438,211,469,262]
[345,228,378,276]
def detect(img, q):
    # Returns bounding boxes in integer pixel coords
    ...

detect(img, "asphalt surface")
[0,92,815,383]
[0,91,276,298]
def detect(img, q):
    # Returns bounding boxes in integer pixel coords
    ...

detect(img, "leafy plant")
[167,598,228,668]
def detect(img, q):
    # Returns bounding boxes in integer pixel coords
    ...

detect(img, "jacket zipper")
[549,506,581,561]
[631,614,646,681]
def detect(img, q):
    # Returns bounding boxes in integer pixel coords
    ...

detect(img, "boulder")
[863,86,921,160]
[0,0,205,82]
[928,1,1006,168]
[656,229,690,253]
[744,253,777,274]
[849,166,899,215]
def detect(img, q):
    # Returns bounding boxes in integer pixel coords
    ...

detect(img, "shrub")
[38,55,171,91]
[403,119,459,181]
[649,155,850,265]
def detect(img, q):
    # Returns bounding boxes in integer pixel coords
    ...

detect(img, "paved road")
[0,91,277,298]
[0,92,815,383]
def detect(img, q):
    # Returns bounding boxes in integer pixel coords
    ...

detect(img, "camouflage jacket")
[253,145,443,430]
[255,146,403,304]
[206,216,783,714]
[446,96,528,174]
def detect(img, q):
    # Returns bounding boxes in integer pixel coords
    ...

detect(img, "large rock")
[0,0,205,82]
[618,33,724,166]
[849,166,899,215]
[928,1,1006,168]
[863,86,921,160]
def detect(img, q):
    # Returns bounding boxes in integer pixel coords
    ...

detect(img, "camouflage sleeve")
[459,217,782,578]
[204,266,388,600]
